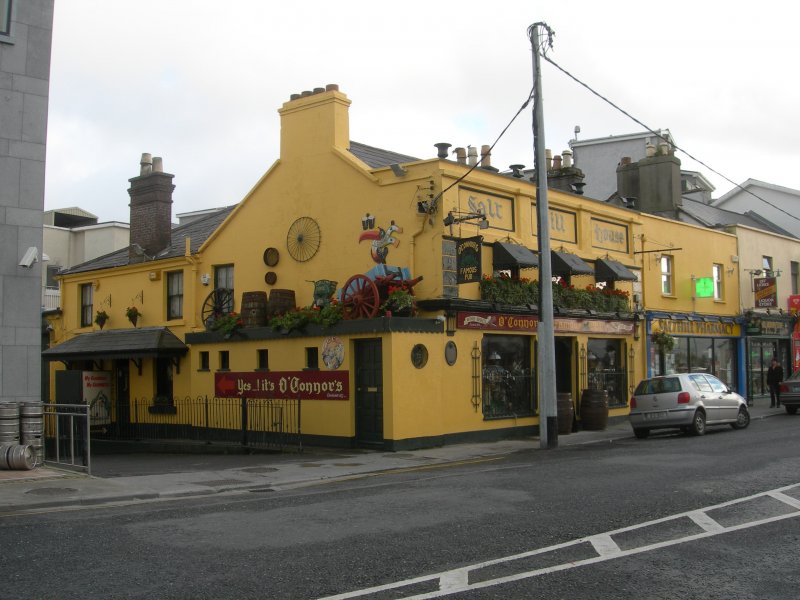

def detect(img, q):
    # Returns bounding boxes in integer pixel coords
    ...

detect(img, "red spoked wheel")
[341,274,380,319]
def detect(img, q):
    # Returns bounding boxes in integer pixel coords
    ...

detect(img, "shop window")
[198,351,209,371]
[305,347,319,370]
[167,271,184,320]
[481,335,534,419]
[660,255,673,295]
[586,338,627,407]
[155,358,174,403]
[712,263,723,300]
[80,283,93,327]
[219,350,230,371]
[257,349,269,370]
[651,336,737,390]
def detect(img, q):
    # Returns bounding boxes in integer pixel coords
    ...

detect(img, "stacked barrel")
[0,402,40,470]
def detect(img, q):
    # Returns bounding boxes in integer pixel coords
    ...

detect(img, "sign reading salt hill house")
[591,218,629,253]
[460,187,514,231]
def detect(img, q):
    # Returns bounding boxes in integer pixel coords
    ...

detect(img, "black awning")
[42,327,188,361]
[551,251,594,276]
[595,257,637,282]
[493,241,539,270]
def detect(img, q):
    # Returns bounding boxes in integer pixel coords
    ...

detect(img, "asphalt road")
[1,416,798,599]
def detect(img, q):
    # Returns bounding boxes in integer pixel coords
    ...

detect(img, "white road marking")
[317,483,800,600]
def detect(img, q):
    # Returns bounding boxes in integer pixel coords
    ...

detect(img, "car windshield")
[635,377,681,395]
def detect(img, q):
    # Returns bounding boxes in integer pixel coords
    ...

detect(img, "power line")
[541,53,800,224]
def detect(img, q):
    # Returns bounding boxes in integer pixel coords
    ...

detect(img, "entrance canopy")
[42,327,188,362]
[594,257,637,282]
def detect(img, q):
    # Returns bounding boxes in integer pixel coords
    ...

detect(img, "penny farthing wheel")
[201,288,234,328]
[286,217,321,262]
[341,274,380,319]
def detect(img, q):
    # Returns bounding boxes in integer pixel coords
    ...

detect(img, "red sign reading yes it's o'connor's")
[215,371,349,400]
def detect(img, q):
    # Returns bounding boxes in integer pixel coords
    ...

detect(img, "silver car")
[629,373,750,439]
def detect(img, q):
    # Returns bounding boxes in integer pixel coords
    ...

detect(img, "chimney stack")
[128,153,174,262]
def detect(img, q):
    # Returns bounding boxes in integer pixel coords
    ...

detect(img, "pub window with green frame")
[0,0,12,39]
[166,270,184,320]
[80,283,93,327]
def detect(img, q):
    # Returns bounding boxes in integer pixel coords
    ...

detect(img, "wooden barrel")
[0,402,19,444]
[556,393,574,435]
[241,291,268,328]
[268,289,296,317]
[580,389,609,431]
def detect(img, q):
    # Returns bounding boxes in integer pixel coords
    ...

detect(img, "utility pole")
[529,23,558,449]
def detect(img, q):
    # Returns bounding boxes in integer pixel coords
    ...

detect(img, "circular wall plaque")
[263,247,280,267]
[411,344,429,369]
[264,272,277,285]
[445,341,457,366]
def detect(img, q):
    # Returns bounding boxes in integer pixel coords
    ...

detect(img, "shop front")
[648,313,742,393]
[743,312,792,402]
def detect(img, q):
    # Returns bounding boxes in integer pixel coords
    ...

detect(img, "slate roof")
[62,205,237,275]
[349,141,420,168]
[42,327,188,361]
[662,197,796,238]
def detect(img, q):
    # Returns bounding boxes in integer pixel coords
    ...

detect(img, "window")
[80,283,93,327]
[155,358,174,402]
[712,263,723,300]
[198,351,209,371]
[660,255,673,295]
[214,265,234,313]
[481,335,534,418]
[0,0,12,39]
[219,350,230,371]
[46,265,60,289]
[167,271,183,320]
[257,349,269,370]
[762,256,773,274]
[791,261,799,295]
[305,347,319,370]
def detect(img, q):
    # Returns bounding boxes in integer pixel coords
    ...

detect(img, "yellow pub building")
[44,85,744,450]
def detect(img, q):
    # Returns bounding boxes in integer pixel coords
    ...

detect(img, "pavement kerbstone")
[0,404,785,514]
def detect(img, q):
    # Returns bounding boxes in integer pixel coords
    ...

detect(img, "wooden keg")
[268,289,297,317]
[580,389,609,431]
[241,291,268,328]
[556,393,574,435]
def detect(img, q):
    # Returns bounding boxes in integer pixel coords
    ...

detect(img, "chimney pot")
[290,93,301,101]
[313,87,325,94]
[467,146,478,166]
[645,143,656,157]
[301,90,312,97]
[509,164,525,178]
[434,142,452,159]
[561,149,572,168]
[552,155,562,170]
[620,156,632,166]
[325,83,339,92]
[480,145,491,168]
[140,152,153,176]
[454,147,467,164]
[545,149,553,170]
[152,156,163,173]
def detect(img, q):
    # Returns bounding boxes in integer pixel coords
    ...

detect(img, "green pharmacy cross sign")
[695,277,714,298]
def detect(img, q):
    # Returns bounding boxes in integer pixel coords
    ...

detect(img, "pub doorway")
[354,339,383,447]
[555,336,576,427]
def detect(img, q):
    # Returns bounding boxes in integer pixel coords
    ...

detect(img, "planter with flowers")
[211,312,244,338]
[95,310,109,330]
[126,306,141,327]
[381,287,415,317]
[652,329,675,352]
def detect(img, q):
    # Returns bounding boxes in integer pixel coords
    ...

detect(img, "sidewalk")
[0,402,785,514]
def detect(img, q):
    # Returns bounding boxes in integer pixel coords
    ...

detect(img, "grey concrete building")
[0,0,53,404]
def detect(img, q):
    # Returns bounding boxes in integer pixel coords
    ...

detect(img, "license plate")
[644,411,668,420]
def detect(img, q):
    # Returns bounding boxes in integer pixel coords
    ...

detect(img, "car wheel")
[786,405,798,415]
[731,406,750,429]
[689,410,706,436]
[633,428,650,439]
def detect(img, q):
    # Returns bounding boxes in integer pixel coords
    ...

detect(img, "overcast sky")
[44,1,800,223]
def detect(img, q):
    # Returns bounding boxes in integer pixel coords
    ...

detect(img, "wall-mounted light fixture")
[443,210,489,235]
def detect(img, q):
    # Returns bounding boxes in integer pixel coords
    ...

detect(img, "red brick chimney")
[128,153,174,262]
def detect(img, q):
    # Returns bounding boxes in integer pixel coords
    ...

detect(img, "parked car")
[778,370,800,414]
[629,373,750,439]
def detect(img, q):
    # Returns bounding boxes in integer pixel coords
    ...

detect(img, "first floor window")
[257,349,269,370]
[167,271,184,320]
[219,350,230,371]
[481,335,534,419]
[80,283,93,327]
[660,255,673,295]
[198,351,210,371]
[712,263,723,300]
[214,264,235,313]
[0,0,12,38]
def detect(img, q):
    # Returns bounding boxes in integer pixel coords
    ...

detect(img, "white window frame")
[0,0,13,41]
[660,255,673,295]
[712,263,723,300]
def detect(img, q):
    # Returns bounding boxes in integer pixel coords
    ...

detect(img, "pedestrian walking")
[766,358,784,408]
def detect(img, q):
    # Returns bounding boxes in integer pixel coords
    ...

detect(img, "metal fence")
[94,396,302,452]
[42,402,91,474]
[587,370,629,407]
